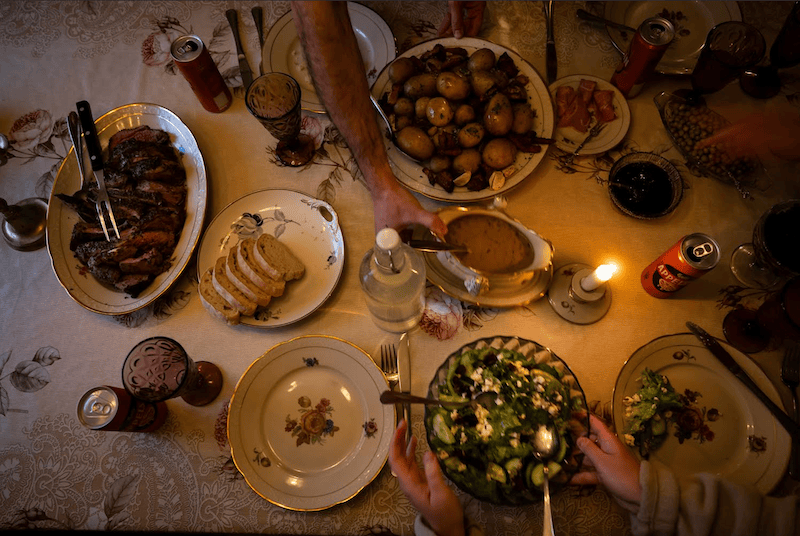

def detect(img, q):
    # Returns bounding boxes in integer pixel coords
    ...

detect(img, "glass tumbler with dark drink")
[730,200,800,290]
[684,22,765,103]
[740,1,800,98]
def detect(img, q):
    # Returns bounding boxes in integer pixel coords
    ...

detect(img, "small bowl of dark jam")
[608,152,683,219]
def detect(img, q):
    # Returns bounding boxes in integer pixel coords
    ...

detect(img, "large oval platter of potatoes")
[196,189,344,328]
[371,37,555,203]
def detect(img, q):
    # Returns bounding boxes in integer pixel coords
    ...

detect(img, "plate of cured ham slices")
[549,75,631,156]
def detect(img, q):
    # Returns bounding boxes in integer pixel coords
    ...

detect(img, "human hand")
[438,1,486,39]
[571,414,642,511]
[372,179,448,236]
[695,109,800,162]
[388,420,465,536]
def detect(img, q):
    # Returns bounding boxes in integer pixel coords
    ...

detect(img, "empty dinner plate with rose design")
[228,335,394,511]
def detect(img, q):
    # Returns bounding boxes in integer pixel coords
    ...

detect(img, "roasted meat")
[56,126,187,297]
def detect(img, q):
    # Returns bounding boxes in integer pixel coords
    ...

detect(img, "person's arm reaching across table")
[388,420,467,536]
[573,414,799,536]
[291,1,447,236]
[438,1,486,39]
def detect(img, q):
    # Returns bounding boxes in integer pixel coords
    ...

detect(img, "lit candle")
[580,263,617,292]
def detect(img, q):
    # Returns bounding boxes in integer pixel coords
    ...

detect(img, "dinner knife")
[686,322,800,438]
[398,331,412,443]
[544,1,557,85]
[226,9,254,90]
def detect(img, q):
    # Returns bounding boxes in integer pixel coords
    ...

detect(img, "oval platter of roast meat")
[47,103,207,315]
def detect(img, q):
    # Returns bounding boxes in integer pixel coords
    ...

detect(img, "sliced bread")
[212,257,257,316]
[225,247,272,307]
[254,233,305,281]
[237,238,285,297]
[198,267,240,325]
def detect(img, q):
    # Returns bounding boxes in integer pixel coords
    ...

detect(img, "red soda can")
[642,233,720,298]
[171,35,232,113]
[611,17,675,98]
[77,386,168,432]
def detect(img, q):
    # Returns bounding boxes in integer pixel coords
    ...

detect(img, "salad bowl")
[424,335,588,505]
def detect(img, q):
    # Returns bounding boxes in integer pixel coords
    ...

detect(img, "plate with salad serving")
[612,333,790,495]
[425,336,588,505]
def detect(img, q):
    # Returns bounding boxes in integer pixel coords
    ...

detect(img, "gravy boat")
[433,197,553,296]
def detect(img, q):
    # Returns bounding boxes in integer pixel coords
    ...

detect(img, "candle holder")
[547,263,613,324]
[122,337,223,407]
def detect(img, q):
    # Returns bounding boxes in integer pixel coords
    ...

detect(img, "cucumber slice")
[432,413,455,444]
[504,458,523,478]
[529,462,544,487]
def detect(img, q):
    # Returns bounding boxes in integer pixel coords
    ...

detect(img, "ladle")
[1,196,48,251]
[380,390,495,410]
[532,423,559,536]
[369,94,423,163]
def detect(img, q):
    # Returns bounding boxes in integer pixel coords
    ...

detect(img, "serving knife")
[686,322,800,438]
[543,1,557,85]
[226,9,253,90]
[76,100,120,240]
[398,332,412,443]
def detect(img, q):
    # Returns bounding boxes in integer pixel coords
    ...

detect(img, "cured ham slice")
[593,90,617,123]
[556,79,617,133]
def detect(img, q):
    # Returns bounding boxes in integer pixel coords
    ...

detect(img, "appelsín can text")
[170,35,232,113]
[77,386,168,432]
[641,233,720,298]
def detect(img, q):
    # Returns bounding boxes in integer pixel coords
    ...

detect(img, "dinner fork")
[782,341,800,479]
[380,344,401,476]
[564,121,605,165]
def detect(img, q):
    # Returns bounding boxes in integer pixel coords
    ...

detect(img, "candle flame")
[594,263,618,283]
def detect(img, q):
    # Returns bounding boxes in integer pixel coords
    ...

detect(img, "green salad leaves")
[425,346,583,505]
[621,368,683,459]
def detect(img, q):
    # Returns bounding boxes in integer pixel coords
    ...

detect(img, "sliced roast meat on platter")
[56,125,187,298]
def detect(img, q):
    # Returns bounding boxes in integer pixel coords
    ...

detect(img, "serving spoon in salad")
[532,423,559,536]
[380,390,495,409]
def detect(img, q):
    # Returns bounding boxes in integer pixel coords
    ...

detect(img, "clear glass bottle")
[359,228,426,333]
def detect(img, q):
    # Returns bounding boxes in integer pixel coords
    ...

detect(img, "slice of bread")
[225,247,271,306]
[212,257,257,316]
[198,267,240,325]
[237,238,285,297]
[254,233,305,282]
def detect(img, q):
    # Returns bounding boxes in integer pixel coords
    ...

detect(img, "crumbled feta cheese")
[510,438,520,448]
[438,450,449,460]
[624,434,636,446]
[517,380,523,388]
[460,432,467,444]
[451,410,459,420]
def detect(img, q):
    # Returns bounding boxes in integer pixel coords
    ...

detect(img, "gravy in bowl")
[446,214,534,274]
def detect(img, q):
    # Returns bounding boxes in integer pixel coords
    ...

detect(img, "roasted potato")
[394,97,415,117]
[389,57,416,84]
[453,149,482,175]
[396,126,435,161]
[471,70,498,98]
[404,73,437,100]
[457,122,485,148]
[468,48,496,71]
[436,71,471,101]
[454,104,476,126]
[512,102,535,134]
[482,138,517,169]
[484,93,513,136]
[426,97,455,127]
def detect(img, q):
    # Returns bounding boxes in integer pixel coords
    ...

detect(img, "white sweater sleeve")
[632,460,798,536]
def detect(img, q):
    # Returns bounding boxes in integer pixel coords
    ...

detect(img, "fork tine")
[104,200,120,239]
[96,205,110,241]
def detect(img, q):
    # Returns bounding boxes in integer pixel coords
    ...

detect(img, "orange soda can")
[642,233,720,298]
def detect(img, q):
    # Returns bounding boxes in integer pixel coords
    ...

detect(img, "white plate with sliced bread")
[197,189,344,328]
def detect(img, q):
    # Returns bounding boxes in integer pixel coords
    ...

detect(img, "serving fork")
[564,121,605,165]
[782,341,800,479]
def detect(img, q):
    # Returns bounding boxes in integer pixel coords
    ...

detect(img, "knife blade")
[398,331,412,442]
[544,1,557,85]
[226,9,253,90]
[687,321,800,437]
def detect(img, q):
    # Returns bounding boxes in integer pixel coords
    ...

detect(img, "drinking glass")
[740,1,800,99]
[246,72,315,167]
[683,22,765,104]
[731,200,800,290]
[724,277,800,353]
[122,336,223,406]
